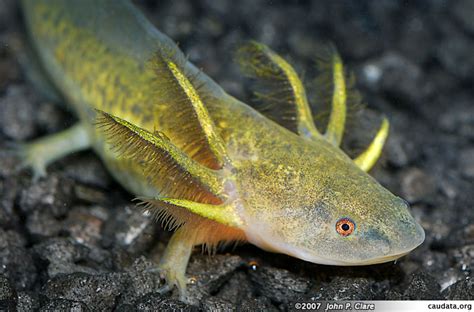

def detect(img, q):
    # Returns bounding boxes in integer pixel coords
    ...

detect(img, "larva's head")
[238,140,425,266]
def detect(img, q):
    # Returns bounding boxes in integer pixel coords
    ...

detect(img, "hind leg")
[13,123,90,180]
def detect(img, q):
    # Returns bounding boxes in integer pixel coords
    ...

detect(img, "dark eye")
[336,218,356,237]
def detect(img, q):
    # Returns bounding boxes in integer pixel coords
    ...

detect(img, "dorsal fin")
[235,41,321,139]
[95,110,224,204]
[149,46,227,169]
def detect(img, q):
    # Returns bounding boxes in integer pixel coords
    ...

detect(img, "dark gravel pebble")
[102,204,157,254]
[399,167,437,204]
[201,296,234,312]
[451,0,474,34]
[310,275,379,301]
[358,52,431,106]
[0,244,37,290]
[458,148,474,179]
[43,272,127,311]
[442,277,474,300]
[0,85,38,140]
[16,291,40,312]
[0,274,16,311]
[185,254,244,305]
[248,266,310,304]
[404,271,443,300]
[437,22,474,80]
[39,299,90,312]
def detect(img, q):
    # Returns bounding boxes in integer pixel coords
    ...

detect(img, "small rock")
[16,292,40,312]
[0,178,20,228]
[64,206,107,247]
[437,24,474,79]
[439,96,474,139]
[385,131,416,167]
[0,52,20,92]
[19,174,74,216]
[44,272,126,311]
[186,254,244,304]
[0,0,17,31]
[458,148,474,179]
[155,298,198,312]
[26,208,62,239]
[0,274,16,311]
[385,289,404,300]
[422,251,450,273]
[153,0,194,39]
[0,85,38,140]
[404,271,442,300]
[119,257,162,305]
[217,271,253,304]
[73,184,109,204]
[39,299,89,312]
[359,52,430,105]
[115,303,137,312]
[397,14,434,63]
[239,297,277,312]
[442,277,474,300]
[133,292,165,311]
[102,205,157,254]
[63,155,112,189]
[0,144,21,178]
[34,238,85,264]
[451,245,474,273]
[451,0,474,34]
[312,276,375,300]
[33,238,98,277]
[0,228,27,249]
[35,102,72,134]
[0,245,37,290]
[330,1,385,59]
[399,167,437,203]
[438,175,460,200]
[437,268,465,292]
[201,296,234,312]
[249,266,310,304]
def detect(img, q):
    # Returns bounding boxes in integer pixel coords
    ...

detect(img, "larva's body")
[20,0,424,300]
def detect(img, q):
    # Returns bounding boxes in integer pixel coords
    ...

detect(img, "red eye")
[336,218,355,237]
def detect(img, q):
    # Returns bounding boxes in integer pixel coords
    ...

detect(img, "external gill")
[95,52,244,301]
[236,41,389,172]
[149,47,228,170]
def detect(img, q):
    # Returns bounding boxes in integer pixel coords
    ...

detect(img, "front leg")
[156,226,195,301]
[14,123,90,180]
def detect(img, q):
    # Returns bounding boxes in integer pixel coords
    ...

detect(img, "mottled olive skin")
[21,0,424,266]
[233,123,424,264]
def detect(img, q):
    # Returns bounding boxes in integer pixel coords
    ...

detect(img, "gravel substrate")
[1,0,473,310]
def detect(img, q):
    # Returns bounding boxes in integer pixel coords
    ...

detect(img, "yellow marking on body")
[325,53,347,146]
[155,197,243,227]
[354,117,390,172]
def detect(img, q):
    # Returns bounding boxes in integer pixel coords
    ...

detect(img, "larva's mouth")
[261,243,417,266]
[244,220,425,266]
